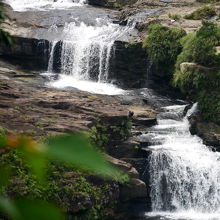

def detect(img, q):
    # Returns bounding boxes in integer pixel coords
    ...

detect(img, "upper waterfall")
[45,17,135,95]
[48,19,134,82]
[5,0,86,11]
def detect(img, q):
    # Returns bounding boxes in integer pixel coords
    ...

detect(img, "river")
[4,1,220,219]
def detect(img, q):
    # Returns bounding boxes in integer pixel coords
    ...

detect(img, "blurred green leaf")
[0,166,11,187]
[0,196,19,219]
[6,136,47,184]
[0,134,7,149]
[44,134,120,178]
[23,151,47,185]
[14,198,65,220]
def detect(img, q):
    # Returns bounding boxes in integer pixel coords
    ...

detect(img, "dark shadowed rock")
[189,116,220,149]
[120,178,148,201]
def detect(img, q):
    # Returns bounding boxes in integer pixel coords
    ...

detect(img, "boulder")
[106,154,139,179]
[189,116,220,149]
[120,178,148,201]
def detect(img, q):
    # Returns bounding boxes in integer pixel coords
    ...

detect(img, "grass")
[184,6,216,20]
[169,14,181,20]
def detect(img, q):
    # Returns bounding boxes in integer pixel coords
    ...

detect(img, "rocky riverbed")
[0,59,158,219]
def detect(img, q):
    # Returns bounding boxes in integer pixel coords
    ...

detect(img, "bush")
[173,21,220,123]
[184,6,216,20]
[143,24,186,79]
[168,14,181,20]
[198,91,220,123]
[174,21,220,87]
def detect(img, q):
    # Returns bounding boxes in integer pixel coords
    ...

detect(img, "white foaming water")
[5,0,86,11]
[47,74,125,95]
[144,103,220,220]
[46,18,134,95]
[48,40,58,73]
[59,18,133,81]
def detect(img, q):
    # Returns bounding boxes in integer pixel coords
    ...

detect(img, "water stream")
[4,1,220,219]
[5,0,86,11]
[44,17,134,95]
[142,104,220,220]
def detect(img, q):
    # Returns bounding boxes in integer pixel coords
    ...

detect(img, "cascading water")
[59,19,116,82]
[4,0,86,11]
[143,103,220,220]
[46,18,134,95]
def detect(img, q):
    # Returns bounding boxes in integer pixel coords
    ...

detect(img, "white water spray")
[46,18,134,94]
[5,0,86,11]
[144,103,220,220]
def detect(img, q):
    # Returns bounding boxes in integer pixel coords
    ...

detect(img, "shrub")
[168,14,181,20]
[198,91,220,123]
[173,21,220,123]
[143,24,186,79]
[184,6,216,20]
[174,21,220,84]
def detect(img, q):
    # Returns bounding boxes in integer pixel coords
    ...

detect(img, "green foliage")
[0,2,13,45]
[0,133,125,219]
[45,134,120,178]
[168,14,181,20]
[184,6,216,20]
[143,23,186,79]
[198,91,220,123]
[173,21,220,123]
[90,119,132,150]
[113,2,122,8]
[173,21,220,91]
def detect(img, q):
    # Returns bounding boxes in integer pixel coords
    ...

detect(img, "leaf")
[23,151,47,185]
[44,134,120,179]
[7,136,48,184]
[0,196,19,219]
[14,198,65,220]
[0,166,11,187]
[0,134,7,149]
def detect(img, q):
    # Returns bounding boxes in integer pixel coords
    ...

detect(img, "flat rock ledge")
[0,68,156,218]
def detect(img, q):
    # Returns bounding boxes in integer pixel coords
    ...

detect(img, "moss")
[90,118,132,150]
[143,23,186,80]
[113,2,122,8]
[184,6,216,20]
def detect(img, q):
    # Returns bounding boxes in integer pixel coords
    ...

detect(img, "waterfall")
[45,18,135,94]
[47,41,57,73]
[144,103,220,219]
[56,19,119,82]
[4,0,86,11]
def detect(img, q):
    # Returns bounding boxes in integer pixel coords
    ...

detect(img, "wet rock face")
[0,37,150,88]
[189,115,220,149]
[88,0,138,8]
[120,178,148,201]
[109,41,149,88]
[0,37,50,71]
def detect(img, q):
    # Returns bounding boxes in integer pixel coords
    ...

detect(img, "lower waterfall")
[144,104,220,220]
